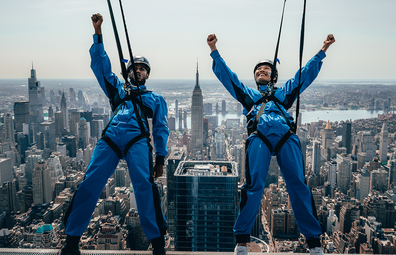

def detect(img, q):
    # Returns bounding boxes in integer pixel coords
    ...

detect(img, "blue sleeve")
[276,50,326,109]
[89,34,125,100]
[151,94,169,165]
[210,50,261,112]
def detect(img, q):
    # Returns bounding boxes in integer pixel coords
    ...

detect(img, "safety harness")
[246,86,296,155]
[101,88,153,159]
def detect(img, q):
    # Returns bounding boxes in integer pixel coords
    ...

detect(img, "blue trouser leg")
[125,139,167,240]
[65,139,119,236]
[276,134,322,238]
[234,136,271,242]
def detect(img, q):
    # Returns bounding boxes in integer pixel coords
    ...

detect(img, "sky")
[1,0,396,81]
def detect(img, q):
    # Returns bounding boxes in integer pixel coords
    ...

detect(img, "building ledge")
[0,248,355,255]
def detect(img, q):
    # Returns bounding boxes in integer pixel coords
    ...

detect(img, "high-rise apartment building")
[174,161,238,252]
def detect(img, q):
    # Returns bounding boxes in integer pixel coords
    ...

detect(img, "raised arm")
[276,34,336,109]
[321,34,335,53]
[90,13,124,100]
[207,34,261,112]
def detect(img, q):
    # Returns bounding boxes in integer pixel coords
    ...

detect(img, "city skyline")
[1,59,396,253]
[1,0,396,80]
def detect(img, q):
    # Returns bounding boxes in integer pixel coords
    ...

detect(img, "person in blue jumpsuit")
[207,34,335,255]
[60,13,169,255]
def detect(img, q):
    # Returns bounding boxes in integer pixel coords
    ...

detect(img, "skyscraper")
[174,161,238,252]
[342,122,352,154]
[191,62,203,154]
[221,100,226,115]
[359,167,370,201]
[61,92,68,130]
[379,119,389,164]
[4,113,15,146]
[78,117,90,149]
[370,169,388,193]
[312,140,321,175]
[32,160,52,205]
[14,101,30,132]
[0,158,13,185]
[39,121,56,150]
[55,111,64,137]
[388,159,396,188]
[175,99,179,118]
[322,120,333,149]
[166,147,187,238]
[92,119,104,138]
[328,161,337,189]
[336,154,352,194]
[0,180,19,215]
[356,131,376,162]
[28,63,43,123]
[178,109,183,131]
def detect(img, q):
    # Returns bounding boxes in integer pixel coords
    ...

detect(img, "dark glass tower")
[166,148,187,238]
[174,161,238,252]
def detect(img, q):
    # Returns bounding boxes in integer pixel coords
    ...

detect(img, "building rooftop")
[174,161,237,177]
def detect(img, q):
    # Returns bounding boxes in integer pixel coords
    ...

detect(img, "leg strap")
[252,130,293,155]
[274,130,293,155]
[102,136,123,159]
[252,131,273,153]
[124,134,145,156]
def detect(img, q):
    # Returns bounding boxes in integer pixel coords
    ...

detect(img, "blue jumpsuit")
[210,49,325,243]
[65,34,169,241]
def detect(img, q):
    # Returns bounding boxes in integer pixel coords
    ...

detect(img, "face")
[129,64,149,82]
[254,64,272,85]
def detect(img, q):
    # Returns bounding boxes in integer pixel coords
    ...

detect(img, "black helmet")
[127,56,151,74]
[254,59,278,84]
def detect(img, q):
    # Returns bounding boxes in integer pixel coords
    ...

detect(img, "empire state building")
[191,62,203,155]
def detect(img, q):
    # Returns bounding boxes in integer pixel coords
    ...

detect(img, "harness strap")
[124,134,147,156]
[252,130,294,155]
[102,136,123,159]
[274,130,293,155]
[271,0,287,84]
[295,0,307,132]
[252,131,273,153]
